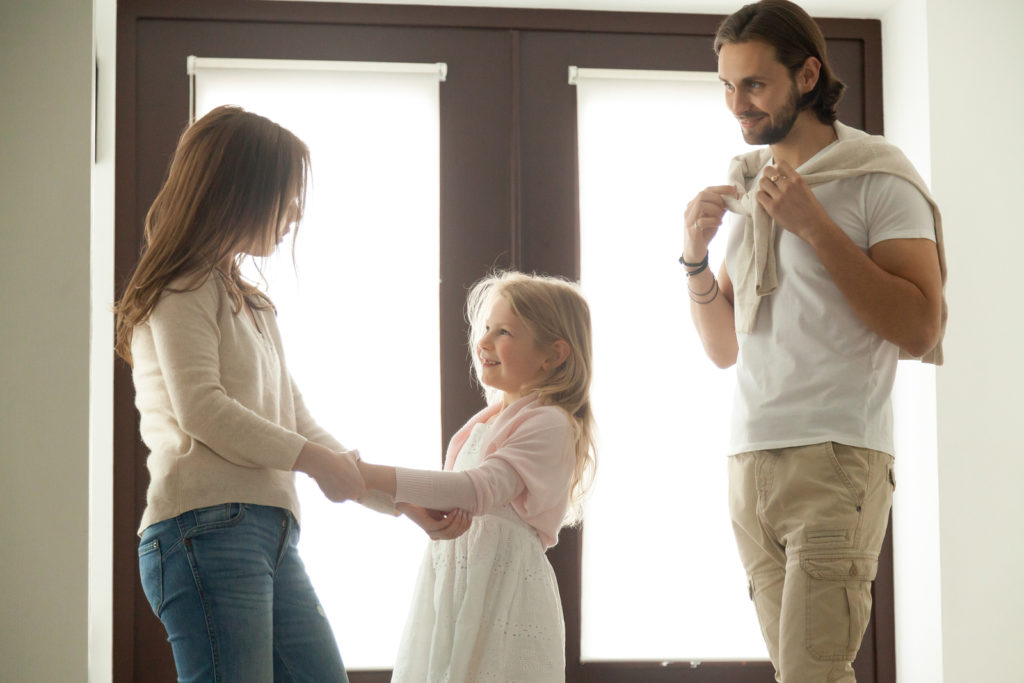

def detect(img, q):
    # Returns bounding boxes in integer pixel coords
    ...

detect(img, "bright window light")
[193,60,442,670]
[575,70,769,661]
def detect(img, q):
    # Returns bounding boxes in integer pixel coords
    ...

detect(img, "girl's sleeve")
[393,409,572,514]
[393,459,524,513]
[474,416,574,519]
[148,279,306,471]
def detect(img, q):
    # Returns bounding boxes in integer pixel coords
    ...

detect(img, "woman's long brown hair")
[114,106,310,364]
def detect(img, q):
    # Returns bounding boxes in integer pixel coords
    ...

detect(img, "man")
[681,1,946,680]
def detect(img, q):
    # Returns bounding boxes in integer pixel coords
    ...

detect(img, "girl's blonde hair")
[114,105,310,364]
[466,271,596,523]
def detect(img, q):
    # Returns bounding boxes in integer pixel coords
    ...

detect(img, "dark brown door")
[115,3,889,681]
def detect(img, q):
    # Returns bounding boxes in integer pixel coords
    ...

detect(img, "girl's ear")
[544,340,570,371]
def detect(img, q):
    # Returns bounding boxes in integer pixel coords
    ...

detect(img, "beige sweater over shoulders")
[131,272,345,534]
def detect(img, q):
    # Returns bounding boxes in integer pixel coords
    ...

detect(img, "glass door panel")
[193,60,442,668]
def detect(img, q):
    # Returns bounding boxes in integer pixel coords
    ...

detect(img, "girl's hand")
[397,503,472,541]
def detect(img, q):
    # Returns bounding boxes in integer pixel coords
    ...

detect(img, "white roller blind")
[574,67,769,662]
[191,57,443,670]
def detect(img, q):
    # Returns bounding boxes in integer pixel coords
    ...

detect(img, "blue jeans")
[138,503,348,682]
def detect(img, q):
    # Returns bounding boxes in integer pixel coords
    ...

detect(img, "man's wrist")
[679,250,710,276]
[680,246,709,266]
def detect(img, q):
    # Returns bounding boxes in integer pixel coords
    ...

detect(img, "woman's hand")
[293,442,367,503]
[397,503,472,541]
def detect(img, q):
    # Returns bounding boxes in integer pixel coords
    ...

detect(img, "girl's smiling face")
[476,295,555,403]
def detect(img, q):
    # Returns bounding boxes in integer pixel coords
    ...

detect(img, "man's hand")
[397,503,472,541]
[756,160,835,244]
[683,185,739,262]
[293,443,367,503]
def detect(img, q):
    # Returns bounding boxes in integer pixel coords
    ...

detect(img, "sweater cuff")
[394,468,477,511]
[394,467,437,505]
[359,489,400,516]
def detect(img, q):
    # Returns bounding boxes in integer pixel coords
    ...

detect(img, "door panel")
[116,4,888,681]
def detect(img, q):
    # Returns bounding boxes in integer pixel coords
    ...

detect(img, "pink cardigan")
[397,393,575,548]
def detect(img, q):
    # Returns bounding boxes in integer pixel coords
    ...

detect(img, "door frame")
[114,2,888,681]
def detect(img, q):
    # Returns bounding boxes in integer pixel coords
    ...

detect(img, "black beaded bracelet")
[679,252,709,276]
[688,278,720,305]
[688,275,717,298]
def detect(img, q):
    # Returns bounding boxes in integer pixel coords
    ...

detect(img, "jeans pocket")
[801,553,877,662]
[188,502,247,532]
[138,539,163,616]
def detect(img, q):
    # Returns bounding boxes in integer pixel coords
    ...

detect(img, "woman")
[115,105,367,682]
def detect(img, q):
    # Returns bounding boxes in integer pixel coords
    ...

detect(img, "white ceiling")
[290,0,901,20]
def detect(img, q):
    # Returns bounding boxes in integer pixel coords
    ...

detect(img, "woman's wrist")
[292,441,324,475]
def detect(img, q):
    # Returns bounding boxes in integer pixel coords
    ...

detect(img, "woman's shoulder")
[151,270,225,318]
[168,269,222,294]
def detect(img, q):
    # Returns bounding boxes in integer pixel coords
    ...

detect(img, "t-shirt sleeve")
[864,174,937,247]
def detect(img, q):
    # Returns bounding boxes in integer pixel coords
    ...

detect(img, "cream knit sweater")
[131,271,384,534]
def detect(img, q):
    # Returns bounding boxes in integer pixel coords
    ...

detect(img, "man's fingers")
[698,186,736,207]
[776,160,798,178]
[707,184,740,197]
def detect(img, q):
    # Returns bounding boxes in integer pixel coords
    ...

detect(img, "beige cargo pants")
[729,441,895,682]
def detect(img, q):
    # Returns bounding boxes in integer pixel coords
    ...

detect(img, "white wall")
[885,1,1024,680]
[89,0,117,679]
[926,0,1024,680]
[0,0,93,681]
[881,2,945,681]
[2,0,1020,680]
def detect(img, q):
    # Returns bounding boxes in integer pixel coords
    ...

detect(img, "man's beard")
[741,83,801,145]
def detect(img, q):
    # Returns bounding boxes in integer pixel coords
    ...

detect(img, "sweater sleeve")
[394,458,525,513]
[147,278,307,471]
[289,374,346,452]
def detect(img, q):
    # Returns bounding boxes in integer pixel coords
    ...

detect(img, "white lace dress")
[391,422,566,682]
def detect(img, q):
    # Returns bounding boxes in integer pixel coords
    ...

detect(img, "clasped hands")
[293,441,470,540]
[292,441,366,502]
[396,503,472,541]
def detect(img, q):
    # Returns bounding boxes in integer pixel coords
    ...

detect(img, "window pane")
[576,73,768,661]
[194,63,441,669]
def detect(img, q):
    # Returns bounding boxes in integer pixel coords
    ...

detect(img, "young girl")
[358,270,596,682]
[114,105,373,682]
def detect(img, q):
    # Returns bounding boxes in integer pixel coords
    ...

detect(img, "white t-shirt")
[724,148,936,456]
